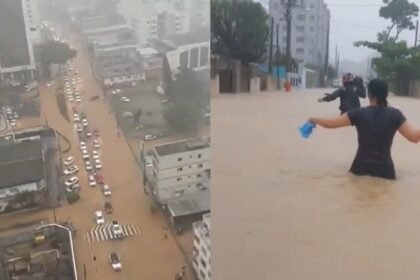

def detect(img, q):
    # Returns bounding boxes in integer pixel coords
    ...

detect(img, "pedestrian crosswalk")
[84,223,141,243]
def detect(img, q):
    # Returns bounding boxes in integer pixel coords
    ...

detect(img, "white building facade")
[268,0,330,68]
[149,139,210,203]
[0,0,38,80]
[193,213,211,280]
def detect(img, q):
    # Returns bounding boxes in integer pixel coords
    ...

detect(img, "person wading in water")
[308,78,420,180]
[318,73,366,115]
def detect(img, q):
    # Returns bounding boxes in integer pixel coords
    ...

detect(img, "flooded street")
[212,89,420,280]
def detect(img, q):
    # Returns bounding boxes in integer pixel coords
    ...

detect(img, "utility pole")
[268,17,274,74]
[415,20,419,47]
[276,23,280,89]
[323,15,330,87]
[285,0,293,74]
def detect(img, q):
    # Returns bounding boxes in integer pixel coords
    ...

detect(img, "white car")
[121,96,130,102]
[80,141,87,150]
[93,140,100,149]
[112,89,122,95]
[65,176,79,187]
[46,81,54,87]
[85,130,92,138]
[76,124,83,133]
[103,184,111,196]
[64,165,79,175]
[144,134,156,141]
[95,159,102,169]
[92,150,100,160]
[64,156,74,165]
[95,211,105,224]
[75,97,82,103]
[82,119,88,127]
[88,175,96,187]
[10,120,17,127]
[73,114,80,122]
[110,252,122,271]
[68,97,74,103]
[85,160,93,171]
[82,153,90,161]
[111,221,123,238]
[65,184,80,192]
[145,158,153,168]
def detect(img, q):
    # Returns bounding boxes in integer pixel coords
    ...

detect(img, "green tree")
[165,68,208,133]
[40,41,77,78]
[355,0,419,95]
[273,49,297,68]
[211,0,269,64]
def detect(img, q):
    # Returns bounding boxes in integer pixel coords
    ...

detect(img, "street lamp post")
[36,223,78,280]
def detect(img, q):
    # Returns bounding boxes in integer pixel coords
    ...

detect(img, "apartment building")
[147,139,210,203]
[0,0,38,82]
[118,0,210,48]
[24,0,42,45]
[267,0,330,67]
[193,213,211,280]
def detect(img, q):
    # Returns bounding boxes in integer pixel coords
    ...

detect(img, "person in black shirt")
[319,73,366,114]
[308,78,420,180]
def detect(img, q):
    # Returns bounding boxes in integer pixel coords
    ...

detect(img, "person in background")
[318,73,366,114]
[308,78,420,180]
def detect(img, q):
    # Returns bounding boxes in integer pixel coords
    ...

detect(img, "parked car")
[103,185,111,196]
[66,184,80,192]
[80,141,87,150]
[73,113,80,122]
[110,252,122,271]
[76,124,83,133]
[92,150,100,160]
[64,156,74,165]
[112,89,122,95]
[64,165,79,175]
[144,134,156,141]
[85,129,92,138]
[120,96,130,103]
[95,211,105,225]
[93,140,101,149]
[65,176,79,187]
[95,159,102,169]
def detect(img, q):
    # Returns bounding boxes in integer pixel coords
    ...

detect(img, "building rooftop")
[0,139,42,164]
[0,139,44,189]
[167,189,210,218]
[164,28,209,47]
[0,158,44,189]
[0,0,31,68]
[81,14,126,32]
[155,139,209,157]
[96,60,143,79]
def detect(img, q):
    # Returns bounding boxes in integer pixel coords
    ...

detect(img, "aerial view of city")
[0,0,210,279]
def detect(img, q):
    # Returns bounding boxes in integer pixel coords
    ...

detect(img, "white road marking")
[84,223,141,243]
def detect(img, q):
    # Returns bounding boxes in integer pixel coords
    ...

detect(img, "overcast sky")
[324,0,420,62]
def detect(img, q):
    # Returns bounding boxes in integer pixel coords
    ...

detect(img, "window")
[200,259,207,268]
[198,163,203,168]
[200,270,206,278]
[297,14,305,21]
[296,48,304,54]
[177,167,183,171]
[296,37,304,43]
[177,157,182,161]
[198,154,202,159]
[296,26,305,32]
[177,178,182,181]
[197,174,202,178]
[201,246,207,256]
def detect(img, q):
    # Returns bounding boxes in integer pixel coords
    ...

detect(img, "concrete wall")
[153,147,210,170]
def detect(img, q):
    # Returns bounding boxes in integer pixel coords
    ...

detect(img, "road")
[37,34,190,279]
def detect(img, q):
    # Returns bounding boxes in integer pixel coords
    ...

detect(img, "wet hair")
[368,78,388,107]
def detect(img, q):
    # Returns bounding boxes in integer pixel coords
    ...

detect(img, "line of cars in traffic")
[62,53,123,272]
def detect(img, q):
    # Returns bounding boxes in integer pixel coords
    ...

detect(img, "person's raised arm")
[319,88,341,102]
[308,113,351,129]
[398,121,420,143]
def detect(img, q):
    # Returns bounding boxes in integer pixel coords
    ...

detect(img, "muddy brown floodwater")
[211,89,420,280]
